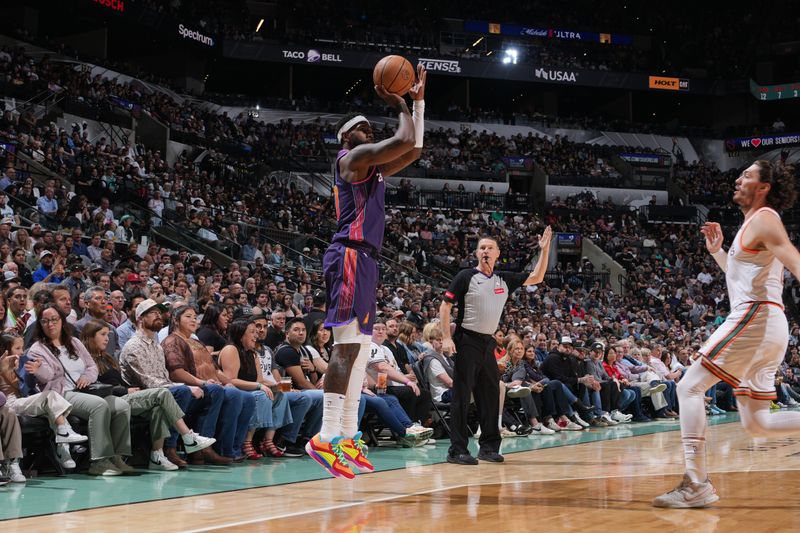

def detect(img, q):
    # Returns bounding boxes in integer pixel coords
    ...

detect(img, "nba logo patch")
[494,288,505,294]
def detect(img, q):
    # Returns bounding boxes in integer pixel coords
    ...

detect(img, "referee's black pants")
[448,328,500,457]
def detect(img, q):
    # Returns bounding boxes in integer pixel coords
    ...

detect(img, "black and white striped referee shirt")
[443,268,527,335]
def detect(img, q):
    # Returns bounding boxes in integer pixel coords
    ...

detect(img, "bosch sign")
[282,49,342,63]
[417,58,462,74]
[93,0,124,12]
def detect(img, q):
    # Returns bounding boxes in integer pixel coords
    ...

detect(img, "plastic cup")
[376,372,388,394]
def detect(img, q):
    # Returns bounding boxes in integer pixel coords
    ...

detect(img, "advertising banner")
[724,133,800,152]
[222,42,739,94]
[648,76,690,91]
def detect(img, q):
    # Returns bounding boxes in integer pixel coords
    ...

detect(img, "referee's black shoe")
[447,453,479,465]
[477,451,504,463]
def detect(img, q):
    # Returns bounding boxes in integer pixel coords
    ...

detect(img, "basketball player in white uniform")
[654,160,800,508]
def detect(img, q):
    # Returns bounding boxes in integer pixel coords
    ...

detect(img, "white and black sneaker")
[55,443,76,469]
[571,413,590,428]
[150,450,179,471]
[530,423,555,435]
[55,425,88,444]
[183,431,216,454]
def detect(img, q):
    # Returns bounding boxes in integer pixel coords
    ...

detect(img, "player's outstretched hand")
[375,85,406,108]
[538,226,553,250]
[409,64,427,101]
[700,222,723,254]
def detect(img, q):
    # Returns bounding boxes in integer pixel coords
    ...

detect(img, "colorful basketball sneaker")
[340,431,374,472]
[305,434,355,479]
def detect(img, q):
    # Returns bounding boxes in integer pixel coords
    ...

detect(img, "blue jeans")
[560,382,577,416]
[216,386,256,457]
[540,380,571,418]
[278,391,312,444]
[167,384,224,448]
[366,393,413,436]
[618,388,635,411]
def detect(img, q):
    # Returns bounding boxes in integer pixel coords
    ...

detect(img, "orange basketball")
[373,55,415,96]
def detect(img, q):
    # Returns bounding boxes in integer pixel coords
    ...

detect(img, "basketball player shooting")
[654,160,800,508]
[305,64,427,479]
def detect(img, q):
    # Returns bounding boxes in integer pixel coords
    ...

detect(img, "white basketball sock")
[320,393,346,442]
[341,341,371,438]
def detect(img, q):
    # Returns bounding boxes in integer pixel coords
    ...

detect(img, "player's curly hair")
[754,160,798,212]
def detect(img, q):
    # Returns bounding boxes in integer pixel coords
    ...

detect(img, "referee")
[440,228,552,465]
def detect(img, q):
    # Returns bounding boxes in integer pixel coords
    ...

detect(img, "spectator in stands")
[540,336,598,427]
[26,304,132,476]
[264,309,286,350]
[161,305,254,463]
[36,186,58,218]
[367,320,431,427]
[63,262,88,302]
[0,332,87,472]
[252,313,312,457]
[32,250,64,284]
[5,286,31,335]
[195,303,230,353]
[75,286,119,358]
[420,322,453,403]
[81,319,216,471]
[0,389,24,484]
[116,294,145,351]
[119,299,230,466]
[219,318,292,459]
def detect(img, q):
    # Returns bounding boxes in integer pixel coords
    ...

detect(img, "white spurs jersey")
[725,207,785,310]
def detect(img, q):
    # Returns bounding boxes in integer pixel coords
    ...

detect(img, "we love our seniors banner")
[724,133,800,152]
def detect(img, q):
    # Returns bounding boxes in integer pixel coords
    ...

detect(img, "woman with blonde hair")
[13,229,31,253]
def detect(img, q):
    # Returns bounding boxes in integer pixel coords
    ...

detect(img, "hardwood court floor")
[4,415,800,532]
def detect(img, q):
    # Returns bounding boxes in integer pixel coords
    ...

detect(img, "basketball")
[373,55,415,95]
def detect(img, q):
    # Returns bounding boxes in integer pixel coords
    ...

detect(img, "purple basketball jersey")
[331,149,385,253]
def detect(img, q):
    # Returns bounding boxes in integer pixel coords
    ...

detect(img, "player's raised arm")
[380,64,427,178]
[523,226,553,285]
[701,222,727,272]
[341,86,415,174]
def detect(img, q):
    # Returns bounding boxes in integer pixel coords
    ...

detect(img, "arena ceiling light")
[502,48,518,65]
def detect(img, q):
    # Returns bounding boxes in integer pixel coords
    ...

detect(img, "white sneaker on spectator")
[183,431,216,454]
[530,423,555,435]
[571,414,590,428]
[653,474,719,508]
[55,425,88,444]
[88,458,122,476]
[507,386,532,398]
[500,428,517,438]
[546,420,562,432]
[601,413,618,426]
[562,420,583,431]
[150,450,179,471]
[611,410,633,423]
[650,383,668,394]
[55,443,76,469]
[111,456,136,474]
[5,459,26,483]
